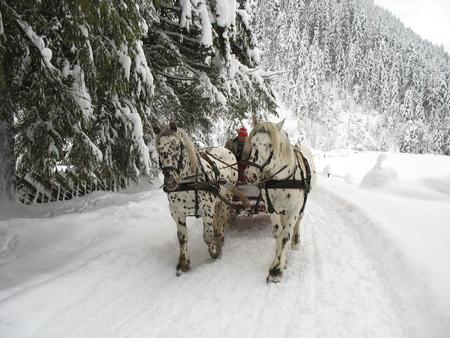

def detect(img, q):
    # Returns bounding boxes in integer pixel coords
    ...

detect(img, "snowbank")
[316,150,450,333]
[360,153,398,188]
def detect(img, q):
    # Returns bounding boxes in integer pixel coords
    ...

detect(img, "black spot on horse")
[254,149,259,161]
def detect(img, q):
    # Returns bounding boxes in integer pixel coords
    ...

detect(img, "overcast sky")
[373,0,450,54]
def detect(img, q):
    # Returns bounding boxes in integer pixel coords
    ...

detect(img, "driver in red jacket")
[225,127,248,183]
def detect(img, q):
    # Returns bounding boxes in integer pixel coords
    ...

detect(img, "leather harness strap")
[253,148,312,215]
[163,150,231,218]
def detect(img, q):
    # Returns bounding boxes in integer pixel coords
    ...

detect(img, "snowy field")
[0,152,449,337]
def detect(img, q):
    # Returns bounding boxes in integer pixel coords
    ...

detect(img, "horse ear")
[276,118,285,131]
[169,121,177,132]
[153,125,161,135]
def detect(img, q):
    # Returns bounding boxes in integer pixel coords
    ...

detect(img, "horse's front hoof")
[266,267,283,283]
[176,266,190,276]
[208,243,222,259]
[291,242,300,251]
[176,260,191,276]
[266,274,282,283]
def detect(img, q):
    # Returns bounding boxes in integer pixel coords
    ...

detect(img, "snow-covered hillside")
[0,152,449,337]
[253,0,450,154]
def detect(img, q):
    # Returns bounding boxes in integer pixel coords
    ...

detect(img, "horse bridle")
[245,131,291,182]
[246,151,274,173]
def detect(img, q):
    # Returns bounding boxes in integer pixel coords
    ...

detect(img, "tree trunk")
[0,116,15,202]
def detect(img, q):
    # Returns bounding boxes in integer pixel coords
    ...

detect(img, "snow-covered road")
[0,181,448,337]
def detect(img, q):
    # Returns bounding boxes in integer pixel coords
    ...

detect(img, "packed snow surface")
[315,150,450,319]
[0,152,449,337]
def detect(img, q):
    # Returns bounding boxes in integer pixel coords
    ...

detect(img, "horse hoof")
[266,274,282,283]
[266,267,283,283]
[291,242,300,251]
[208,243,222,259]
[176,261,191,275]
[176,266,190,276]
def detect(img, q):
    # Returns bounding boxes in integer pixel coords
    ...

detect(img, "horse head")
[155,121,184,190]
[244,119,288,183]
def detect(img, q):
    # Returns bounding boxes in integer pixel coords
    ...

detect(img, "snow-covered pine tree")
[1,0,275,200]
[147,0,276,141]
[1,0,156,197]
[251,0,450,153]
[0,74,14,201]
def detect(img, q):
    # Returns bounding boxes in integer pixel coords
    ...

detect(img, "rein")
[178,149,252,182]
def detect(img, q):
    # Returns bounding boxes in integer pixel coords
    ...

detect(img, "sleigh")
[228,162,267,217]
[230,182,266,216]
[228,148,313,218]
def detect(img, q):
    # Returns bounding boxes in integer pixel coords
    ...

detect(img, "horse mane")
[156,127,199,173]
[244,121,295,166]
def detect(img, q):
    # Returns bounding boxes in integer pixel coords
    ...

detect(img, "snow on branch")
[17,20,55,71]
[134,40,154,97]
[72,123,103,163]
[61,60,94,119]
[179,0,192,31]
[215,0,237,28]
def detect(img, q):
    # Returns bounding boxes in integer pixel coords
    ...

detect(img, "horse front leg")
[270,213,282,238]
[213,201,225,247]
[267,213,299,283]
[291,212,304,251]
[292,193,307,250]
[203,204,222,259]
[171,210,190,276]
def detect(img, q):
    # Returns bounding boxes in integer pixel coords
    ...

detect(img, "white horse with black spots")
[244,120,316,282]
[155,122,238,275]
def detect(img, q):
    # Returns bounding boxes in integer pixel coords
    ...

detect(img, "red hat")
[238,127,248,137]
